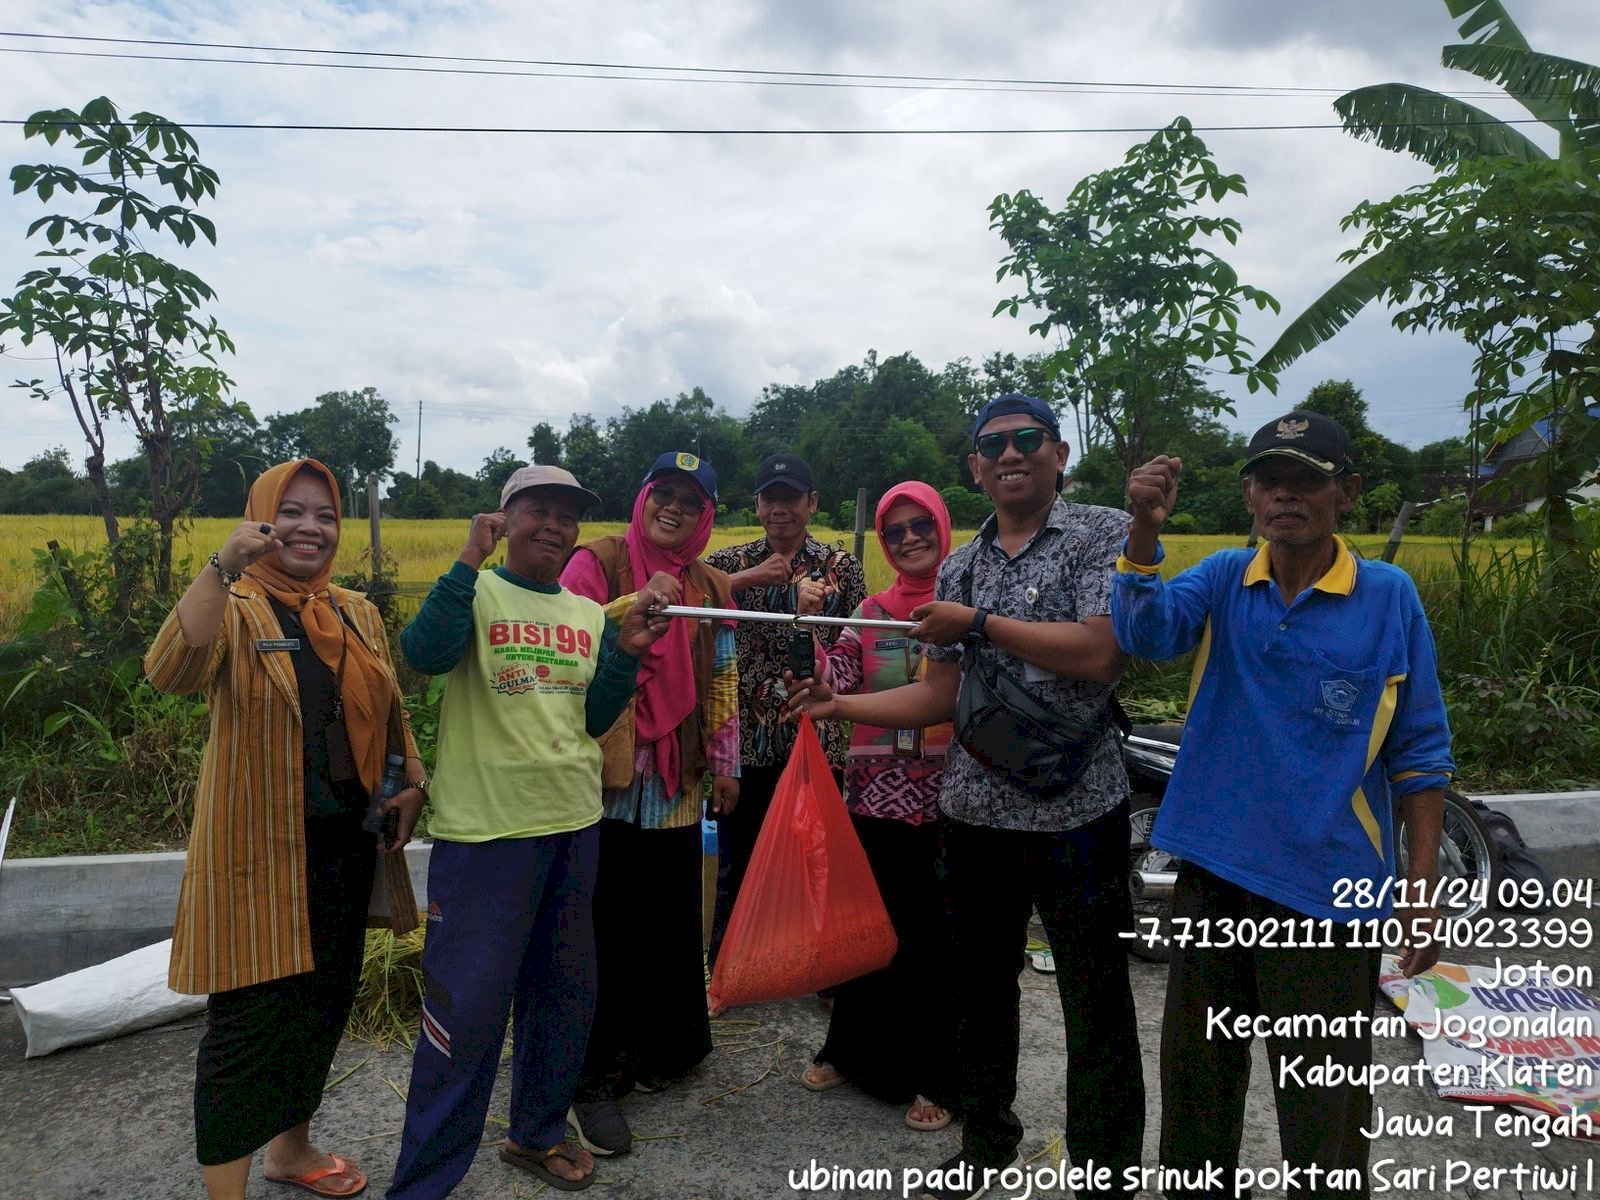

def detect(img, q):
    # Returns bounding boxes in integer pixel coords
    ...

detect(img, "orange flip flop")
[265,1154,368,1198]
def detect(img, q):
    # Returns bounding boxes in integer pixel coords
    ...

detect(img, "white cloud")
[0,0,1591,479]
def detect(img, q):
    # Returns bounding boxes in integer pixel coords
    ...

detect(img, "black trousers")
[815,814,953,1104]
[578,819,712,1099]
[942,805,1144,1187]
[193,811,375,1165]
[1159,864,1380,1200]
[705,763,776,971]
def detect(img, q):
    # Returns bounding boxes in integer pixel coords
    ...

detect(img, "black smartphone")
[787,630,814,681]
[380,808,400,851]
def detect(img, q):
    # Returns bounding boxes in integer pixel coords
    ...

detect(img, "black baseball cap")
[1240,411,1356,477]
[754,453,815,495]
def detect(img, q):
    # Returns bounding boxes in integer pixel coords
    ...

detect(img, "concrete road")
[3,901,1597,1200]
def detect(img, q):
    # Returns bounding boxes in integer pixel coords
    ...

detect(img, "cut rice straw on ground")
[349,926,426,1046]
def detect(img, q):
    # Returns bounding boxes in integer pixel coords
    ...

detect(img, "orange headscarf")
[243,459,393,795]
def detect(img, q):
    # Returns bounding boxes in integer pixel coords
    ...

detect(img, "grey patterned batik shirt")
[924,498,1131,832]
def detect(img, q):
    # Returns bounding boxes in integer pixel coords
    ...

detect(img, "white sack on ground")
[9,939,206,1057]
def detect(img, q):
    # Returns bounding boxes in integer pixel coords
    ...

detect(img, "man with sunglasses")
[705,452,867,974]
[787,394,1143,1200]
[1114,412,1452,1200]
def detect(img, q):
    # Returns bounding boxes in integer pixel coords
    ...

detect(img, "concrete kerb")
[2,795,1598,988]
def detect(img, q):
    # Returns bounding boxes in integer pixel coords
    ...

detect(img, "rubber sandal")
[1026,938,1055,974]
[906,1095,954,1132]
[801,1062,848,1092]
[265,1154,368,1198]
[499,1141,595,1191]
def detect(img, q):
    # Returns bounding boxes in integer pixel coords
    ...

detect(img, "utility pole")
[415,398,423,503]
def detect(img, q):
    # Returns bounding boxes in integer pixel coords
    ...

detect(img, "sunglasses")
[648,482,706,516]
[883,516,937,545]
[974,427,1050,459]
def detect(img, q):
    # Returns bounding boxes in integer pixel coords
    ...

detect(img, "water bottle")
[362,753,409,837]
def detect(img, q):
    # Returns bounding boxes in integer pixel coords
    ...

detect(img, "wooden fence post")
[367,473,382,565]
[1382,501,1417,564]
[854,487,868,562]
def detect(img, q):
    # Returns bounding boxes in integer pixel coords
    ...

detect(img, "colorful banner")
[1379,954,1600,1138]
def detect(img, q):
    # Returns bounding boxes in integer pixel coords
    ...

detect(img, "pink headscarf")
[625,471,717,797]
[872,481,952,621]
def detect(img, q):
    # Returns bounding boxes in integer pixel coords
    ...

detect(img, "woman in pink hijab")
[559,452,738,1157]
[794,480,956,1132]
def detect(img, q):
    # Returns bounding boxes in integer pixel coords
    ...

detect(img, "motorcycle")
[1120,723,1499,963]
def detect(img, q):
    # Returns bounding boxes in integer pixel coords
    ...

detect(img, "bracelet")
[209,551,244,587]
[406,778,430,795]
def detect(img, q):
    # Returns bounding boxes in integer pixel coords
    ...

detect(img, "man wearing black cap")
[1114,411,1453,1200]
[705,452,867,973]
[787,395,1143,1200]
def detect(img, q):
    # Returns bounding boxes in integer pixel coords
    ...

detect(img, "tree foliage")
[1260,0,1600,372]
[989,117,1279,473]
[264,387,399,510]
[1299,379,1421,501]
[1339,153,1600,572]
[0,96,234,607]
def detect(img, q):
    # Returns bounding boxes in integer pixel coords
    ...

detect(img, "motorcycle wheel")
[1394,786,1498,920]
[1127,800,1174,963]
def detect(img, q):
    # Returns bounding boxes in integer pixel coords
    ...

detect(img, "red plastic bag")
[709,713,897,1009]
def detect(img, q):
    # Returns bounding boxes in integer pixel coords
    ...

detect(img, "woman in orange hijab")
[145,459,426,1200]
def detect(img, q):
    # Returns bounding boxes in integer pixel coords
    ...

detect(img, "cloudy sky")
[1,0,1592,476]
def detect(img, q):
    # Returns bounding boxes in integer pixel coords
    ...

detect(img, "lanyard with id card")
[889,636,925,758]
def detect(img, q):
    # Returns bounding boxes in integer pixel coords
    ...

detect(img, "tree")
[989,117,1279,474]
[559,415,616,514]
[0,97,234,607]
[265,387,398,510]
[1260,0,1600,371]
[108,401,266,516]
[386,460,478,518]
[1339,153,1599,573]
[0,448,95,513]
[1299,380,1420,499]
[1066,408,1253,535]
[476,447,528,510]
[527,421,562,466]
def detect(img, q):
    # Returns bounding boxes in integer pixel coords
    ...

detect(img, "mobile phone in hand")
[787,630,814,681]
[380,808,400,851]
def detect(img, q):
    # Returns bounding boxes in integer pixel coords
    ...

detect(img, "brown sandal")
[499,1140,595,1191]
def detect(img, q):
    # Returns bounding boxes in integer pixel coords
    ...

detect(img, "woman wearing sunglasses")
[793,480,956,1133]
[557,452,739,1157]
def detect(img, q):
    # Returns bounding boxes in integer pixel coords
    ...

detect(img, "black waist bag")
[951,545,1126,794]
[955,647,1124,794]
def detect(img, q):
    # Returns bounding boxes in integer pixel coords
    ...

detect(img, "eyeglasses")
[648,482,706,516]
[883,516,937,545]
[974,427,1049,459]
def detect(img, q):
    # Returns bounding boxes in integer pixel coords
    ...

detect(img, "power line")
[0,44,1349,97]
[0,29,1529,98]
[0,115,1551,136]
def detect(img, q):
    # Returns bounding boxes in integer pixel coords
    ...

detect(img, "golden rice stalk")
[349,926,427,1047]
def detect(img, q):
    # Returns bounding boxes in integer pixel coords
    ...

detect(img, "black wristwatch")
[968,607,990,642]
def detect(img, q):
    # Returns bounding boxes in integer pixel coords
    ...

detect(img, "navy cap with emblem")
[644,450,718,502]
[970,392,1061,446]
[754,453,814,495]
[1240,410,1356,477]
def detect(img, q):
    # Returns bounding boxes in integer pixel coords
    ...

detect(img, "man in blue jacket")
[1112,412,1453,1200]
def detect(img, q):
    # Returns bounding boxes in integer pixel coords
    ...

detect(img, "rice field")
[0,513,1511,639]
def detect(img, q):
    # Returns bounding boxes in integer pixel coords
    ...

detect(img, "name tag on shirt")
[256,638,301,651]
